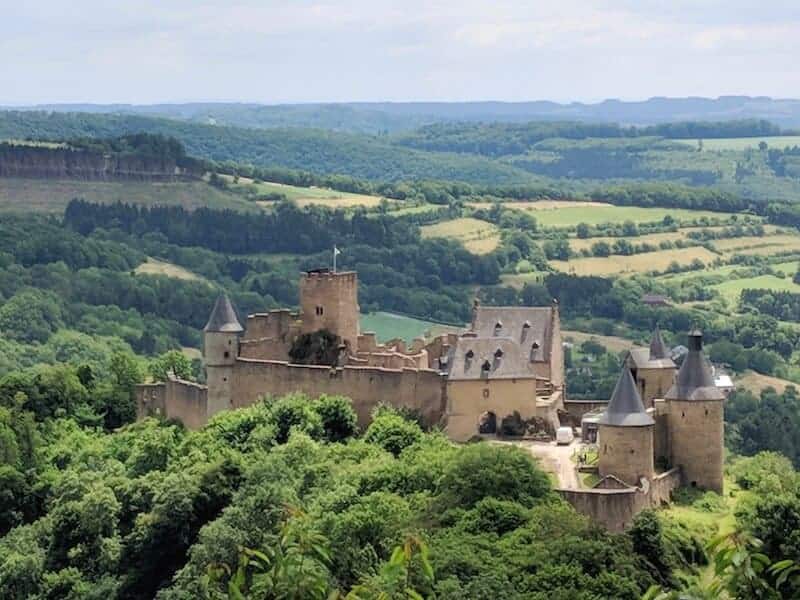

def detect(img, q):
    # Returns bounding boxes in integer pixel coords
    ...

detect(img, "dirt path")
[493,440,581,489]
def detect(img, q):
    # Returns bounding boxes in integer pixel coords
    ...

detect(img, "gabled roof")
[204,295,244,333]
[665,330,724,401]
[598,367,654,427]
[472,306,554,362]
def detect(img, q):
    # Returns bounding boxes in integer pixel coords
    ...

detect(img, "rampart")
[558,467,681,532]
[231,358,446,427]
[135,374,208,430]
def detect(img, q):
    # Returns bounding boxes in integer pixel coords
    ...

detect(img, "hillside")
[14,96,800,131]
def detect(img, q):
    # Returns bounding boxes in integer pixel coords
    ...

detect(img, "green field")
[671,135,800,151]
[712,274,800,304]
[360,312,460,342]
[420,217,502,254]
[223,175,386,208]
[0,177,257,213]
[134,258,211,285]
[529,205,737,228]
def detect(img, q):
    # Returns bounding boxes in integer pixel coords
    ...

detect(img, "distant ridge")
[6,96,800,133]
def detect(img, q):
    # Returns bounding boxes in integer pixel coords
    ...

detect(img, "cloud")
[1,0,799,104]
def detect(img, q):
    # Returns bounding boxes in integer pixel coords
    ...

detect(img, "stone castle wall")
[637,367,676,409]
[559,467,681,532]
[136,376,208,430]
[230,358,446,427]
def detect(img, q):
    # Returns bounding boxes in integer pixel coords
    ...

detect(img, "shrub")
[313,395,358,443]
[267,393,323,444]
[364,410,423,456]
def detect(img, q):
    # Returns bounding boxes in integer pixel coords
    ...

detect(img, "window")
[315,306,324,316]
[494,348,504,359]
[223,351,230,359]
[493,321,502,336]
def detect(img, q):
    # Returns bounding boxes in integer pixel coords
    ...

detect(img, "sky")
[2,0,800,105]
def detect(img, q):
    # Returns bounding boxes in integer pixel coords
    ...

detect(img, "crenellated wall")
[230,358,446,427]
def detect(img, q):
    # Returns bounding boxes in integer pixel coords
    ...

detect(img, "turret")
[625,325,677,409]
[204,295,244,418]
[598,367,655,486]
[665,330,724,493]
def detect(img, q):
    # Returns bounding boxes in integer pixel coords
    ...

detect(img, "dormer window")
[521,321,531,341]
[494,348,504,359]
[466,350,475,359]
[464,349,474,370]
[493,321,503,336]
[481,360,491,373]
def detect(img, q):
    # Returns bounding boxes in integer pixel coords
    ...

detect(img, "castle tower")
[598,367,655,486]
[299,269,359,350]
[665,330,724,493]
[204,295,244,419]
[625,325,677,409]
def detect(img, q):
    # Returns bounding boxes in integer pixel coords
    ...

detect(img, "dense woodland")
[2,111,800,598]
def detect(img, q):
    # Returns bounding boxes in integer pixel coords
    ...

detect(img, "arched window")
[493,321,503,336]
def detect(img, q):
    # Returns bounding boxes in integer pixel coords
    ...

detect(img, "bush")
[460,497,529,535]
[363,409,423,456]
[313,395,358,443]
[266,393,323,444]
[438,443,551,509]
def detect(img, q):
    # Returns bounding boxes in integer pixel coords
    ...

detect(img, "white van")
[556,426,575,445]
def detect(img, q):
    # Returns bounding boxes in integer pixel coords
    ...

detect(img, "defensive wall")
[231,357,446,427]
[558,467,681,532]
[136,374,209,430]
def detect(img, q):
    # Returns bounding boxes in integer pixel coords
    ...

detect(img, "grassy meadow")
[134,257,211,285]
[519,205,736,228]
[222,175,386,208]
[551,247,719,276]
[712,274,800,304]
[420,217,502,254]
[671,135,800,151]
[360,311,461,342]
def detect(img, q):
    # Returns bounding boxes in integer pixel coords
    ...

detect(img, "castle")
[136,268,724,530]
[137,269,564,441]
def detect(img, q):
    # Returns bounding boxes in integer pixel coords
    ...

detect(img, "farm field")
[569,230,689,252]
[420,217,502,254]
[712,234,800,256]
[468,200,613,211]
[671,135,800,151]
[0,177,256,213]
[711,274,800,304]
[134,258,210,284]
[360,311,461,342]
[562,330,634,354]
[551,246,719,276]
[224,175,386,208]
[520,205,737,228]
[500,271,548,289]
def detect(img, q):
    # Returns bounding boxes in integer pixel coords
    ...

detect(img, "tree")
[313,394,358,443]
[149,350,193,382]
[364,409,423,456]
[576,223,590,239]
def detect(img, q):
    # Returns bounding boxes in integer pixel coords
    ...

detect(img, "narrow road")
[493,439,582,489]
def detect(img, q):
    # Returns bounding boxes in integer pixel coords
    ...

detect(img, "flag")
[334,246,341,256]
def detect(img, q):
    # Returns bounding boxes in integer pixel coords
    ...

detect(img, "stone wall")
[564,399,608,421]
[637,367,676,409]
[230,358,446,427]
[136,376,208,430]
[558,467,681,532]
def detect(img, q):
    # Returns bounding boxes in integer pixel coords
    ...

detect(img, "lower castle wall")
[564,399,607,421]
[558,467,681,532]
[230,359,446,427]
[136,376,208,430]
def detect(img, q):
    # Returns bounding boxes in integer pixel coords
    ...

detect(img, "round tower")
[598,367,655,486]
[665,330,724,493]
[204,295,244,419]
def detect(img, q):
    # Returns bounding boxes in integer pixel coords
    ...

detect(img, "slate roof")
[665,330,724,401]
[627,326,676,370]
[598,367,655,427]
[472,306,554,362]
[204,295,244,333]
[447,337,540,381]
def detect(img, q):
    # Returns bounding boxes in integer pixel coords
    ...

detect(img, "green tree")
[149,350,193,382]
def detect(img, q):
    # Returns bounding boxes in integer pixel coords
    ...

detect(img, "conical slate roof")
[649,325,669,360]
[598,367,655,427]
[204,295,244,333]
[665,330,724,401]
